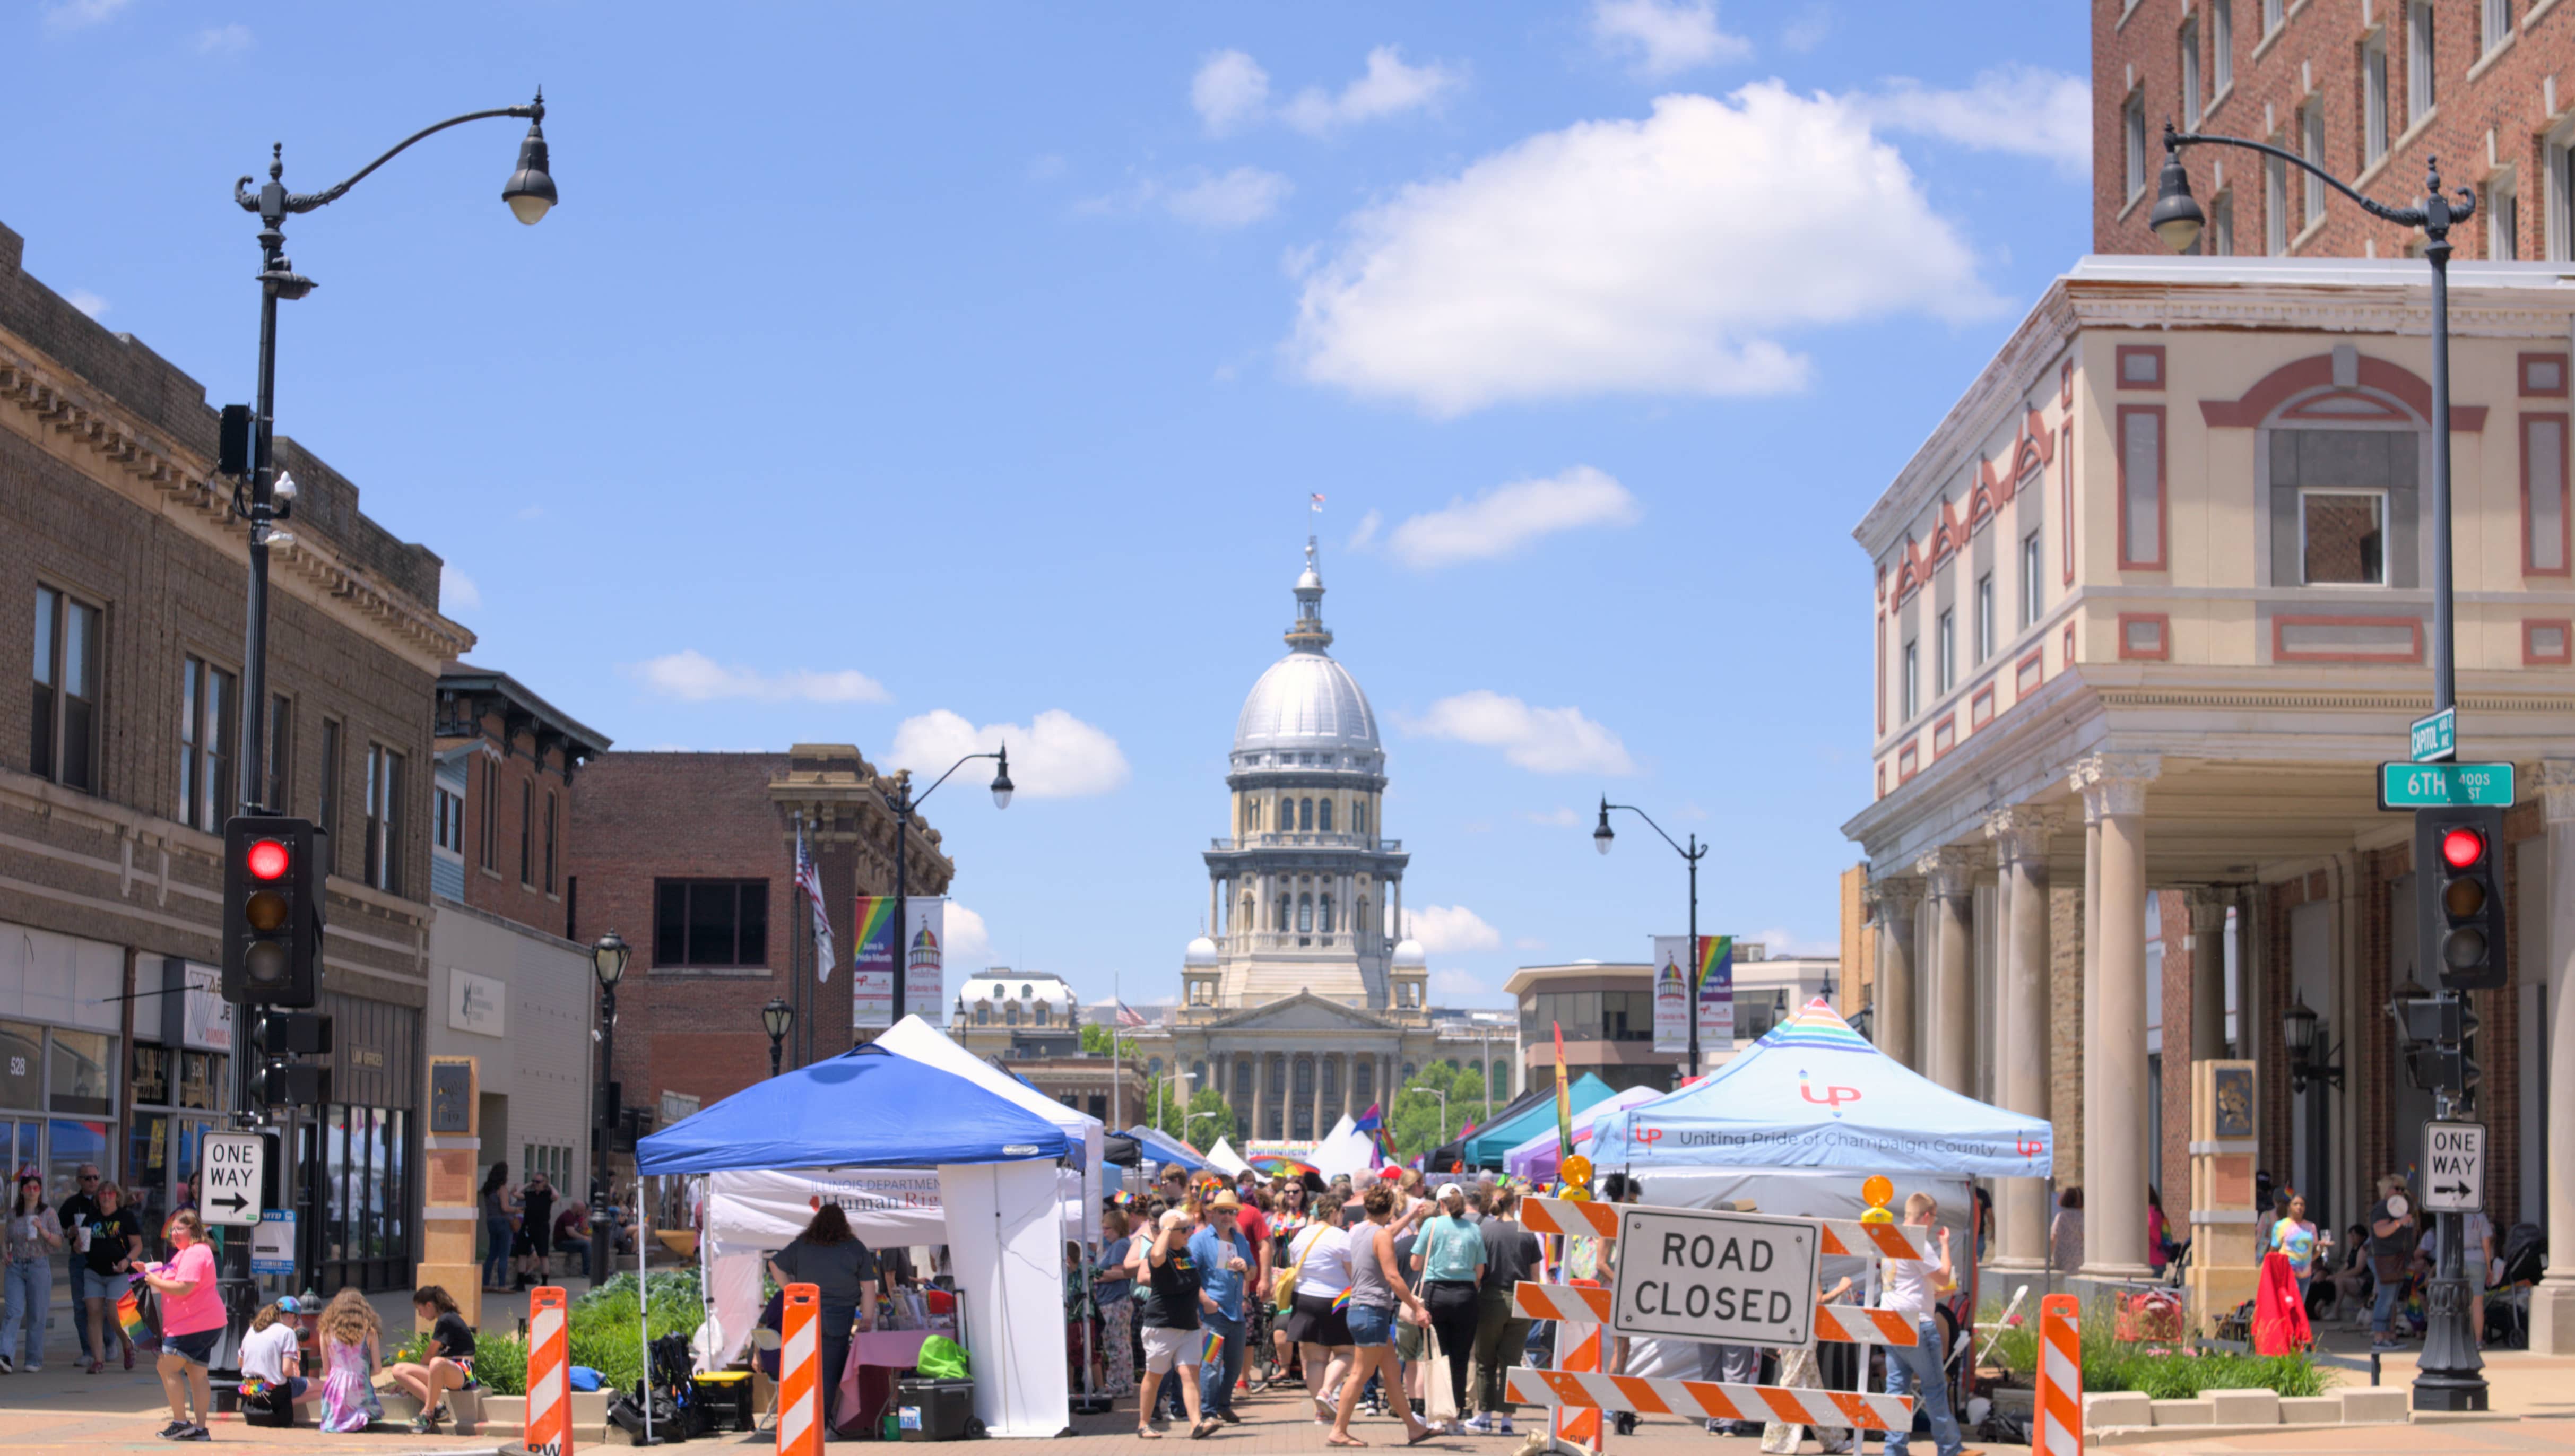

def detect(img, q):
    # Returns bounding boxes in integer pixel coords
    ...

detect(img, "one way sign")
[2423,1121,2487,1214]
[201,1131,267,1227]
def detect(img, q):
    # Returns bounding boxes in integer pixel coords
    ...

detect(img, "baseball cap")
[1437,1182,1464,1200]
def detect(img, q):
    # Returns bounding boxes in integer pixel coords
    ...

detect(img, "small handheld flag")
[1202,1330,1226,1365]
[1331,1288,1353,1314]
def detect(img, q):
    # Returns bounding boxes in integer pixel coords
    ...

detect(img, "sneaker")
[1496,1418,1515,1436]
[175,1425,211,1442]
[0,1352,13,1373]
[156,1420,192,1438]
[1463,1415,1494,1434]
[24,1364,40,1373]
[2371,1340,2402,1353]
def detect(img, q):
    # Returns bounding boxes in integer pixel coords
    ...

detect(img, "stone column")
[1917,847,1977,1094]
[1252,1051,1269,1143]
[2188,889,2229,1063]
[2532,763,2575,1351]
[1870,878,1922,1069]
[2073,753,2161,1282]
[1986,806,2055,1272]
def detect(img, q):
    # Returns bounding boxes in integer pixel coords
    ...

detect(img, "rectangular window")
[2492,180,2520,260]
[2484,0,2512,55]
[544,789,559,895]
[2262,0,2283,32]
[1901,640,1920,721]
[178,655,237,831]
[433,784,463,853]
[652,879,769,967]
[2302,105,2327,227]
[2123,93,2147,201]
[1975,574,1996,663]
[264,694,291,813]
[2119,405,2168,570]
[1936,609,1956,694]
[2300,490,2389,584]
[2210,192,2235,255]
[2265,150,2288,255]
[2212,0,2234,93]
[478,756,499,871]
[363,744,404,893]
[2526,413,2570,574]
[30,586,101,794]
[518,778,534,887]
[2021,532,2044,626]
[2181,21,2202,128]
[2365,37,2390,167]
[319,718,342,877]
[2409,4,2437,123]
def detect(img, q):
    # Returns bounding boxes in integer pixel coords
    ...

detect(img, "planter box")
[2279,1396,2341,1424]
[2148,1398,2215,1426]
[2083,1391,2153,1430]
[2204,1388,2279,1425]
[2340,1386,2409,1424]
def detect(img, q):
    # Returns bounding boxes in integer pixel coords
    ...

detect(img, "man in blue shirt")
[1187,1192,1252,1424]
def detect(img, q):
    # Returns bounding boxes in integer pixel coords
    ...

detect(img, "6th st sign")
[201,1131,267,1227]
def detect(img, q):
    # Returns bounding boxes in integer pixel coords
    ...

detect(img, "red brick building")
[2097,0,2575,262]
[565,746,956,1150]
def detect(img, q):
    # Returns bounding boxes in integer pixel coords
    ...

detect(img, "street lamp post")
[869,748,1011,1043]
[762,996,795,1078]
[589,930,629,1288]
[1593,798,1711,1077]
[2153,126,2484,1412]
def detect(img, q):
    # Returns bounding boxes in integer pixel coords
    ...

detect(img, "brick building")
[0,216,462,1295]
[565,746,956,1168]
[2097,0,2575,262]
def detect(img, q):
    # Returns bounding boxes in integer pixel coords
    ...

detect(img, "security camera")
[272,470,299,506]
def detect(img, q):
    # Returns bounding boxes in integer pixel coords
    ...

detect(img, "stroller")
[2487,1224,2546,1348]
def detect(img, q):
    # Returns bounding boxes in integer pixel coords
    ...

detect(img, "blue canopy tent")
[1123,1125,1208,1173]
[637,1045,1072,1437]
[1456,1072,1617,1169]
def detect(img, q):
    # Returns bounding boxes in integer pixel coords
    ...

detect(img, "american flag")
[1309,492,1325,509]
[795,824,835,981]
[1114,1002,1147,1028]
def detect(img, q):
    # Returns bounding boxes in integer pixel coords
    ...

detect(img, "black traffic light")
[222,814,320,1007]
[2392,992,2482,1102]
[252,1010,332,1058]
[2415,805,2508,991]
[252,1059,331,1107]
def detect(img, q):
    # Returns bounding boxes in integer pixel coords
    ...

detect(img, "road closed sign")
[201,1131,267,1227]
[1610,1206,1821,1349]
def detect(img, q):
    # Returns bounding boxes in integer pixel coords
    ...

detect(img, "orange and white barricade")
[2032,1294,2080,1456]
[525,1285,571,1456]
[1509,1195,1922,1441]
[778,1282,823,1456]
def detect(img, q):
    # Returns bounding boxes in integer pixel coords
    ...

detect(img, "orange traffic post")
[778,1282,823,1456]
[525,1285,570,1456]
[2032,1293,2082,1456]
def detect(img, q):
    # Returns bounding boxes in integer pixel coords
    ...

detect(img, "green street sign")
[2379,761,2516,810]
[2411,707,2457,763]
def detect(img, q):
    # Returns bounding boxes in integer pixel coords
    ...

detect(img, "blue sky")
[17,2,2092,1010]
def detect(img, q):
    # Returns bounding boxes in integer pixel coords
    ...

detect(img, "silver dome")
[1234,651,1380,758]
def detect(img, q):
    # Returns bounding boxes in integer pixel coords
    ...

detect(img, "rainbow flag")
[1552,1020,1572,1157]
[1330,1288,1352,1314]
[1696,933,1731,991]
[116,1283,156,1349]
[1201,1330,1225,1365]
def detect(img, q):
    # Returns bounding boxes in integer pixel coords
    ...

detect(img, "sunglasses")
[78,1174,98,1183]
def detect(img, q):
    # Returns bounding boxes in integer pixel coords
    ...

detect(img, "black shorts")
[526,1224,552,1256]
[1279,1290,1350,1348]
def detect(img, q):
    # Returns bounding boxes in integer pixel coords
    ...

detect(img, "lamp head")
[2281,992,2319,1058]
[501,92,558,226]
[2149,125,2205,254]
[1592,797,1615,856]
[990,744,1014,809]
[761,995,794,1043]
[591,930,630,989]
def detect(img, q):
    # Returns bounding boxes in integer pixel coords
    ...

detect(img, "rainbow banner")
[1696,934,1735,1047]
[851,896,901,1029]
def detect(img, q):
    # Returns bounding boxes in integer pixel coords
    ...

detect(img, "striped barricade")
[778,1282,822,1456]
[1513,1283,1917,1347]
[2033,1293,2080,1456]
[1505,1367,1913,1432]
[525,1285,570,1456]
[1521,1198,1930,1262]
[1554,1284,1604,1452]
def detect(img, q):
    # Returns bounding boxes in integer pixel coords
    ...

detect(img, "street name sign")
[1610,1206,1820,1349]
[2378,762,2515,810]
[2411,707,2457,763]
[202,1131,266,1227]
[2423,1122,2487,1214]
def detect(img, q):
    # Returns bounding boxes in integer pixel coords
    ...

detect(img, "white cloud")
[1519,806,1583,828]
[630,649,891,705]
[197,23,251,53]
[1280,46,1461,135]
[64,289,108,319]
[1780,5,1832,53]
[1432,969,1489,997]
[1164,167,1293,228]
[942,903,993,964]
[1346,508,1383,551]
[1407,905,1502,954]
[1401,690,1635,775]
[1385,466,1640,568]
[1192,49,1271,136]
[1854,65,2091,177]
[888,708,1130,799]
[1288,85,1997,415]
[1748,925,1839,958]
[43,0,129,31]
[1591,0,1749,77]
[440,564,481,612]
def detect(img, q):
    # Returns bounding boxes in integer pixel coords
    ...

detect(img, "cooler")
[892,1376,976,1441]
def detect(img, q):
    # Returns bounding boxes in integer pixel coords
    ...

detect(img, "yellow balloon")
[1561,1155,1594,1188]
[1861,1174,1894,1210]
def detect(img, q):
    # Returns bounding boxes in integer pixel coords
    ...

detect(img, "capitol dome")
[1183,935,1219,967]
[1391,939,1427,968]
[1231,536,1384,770]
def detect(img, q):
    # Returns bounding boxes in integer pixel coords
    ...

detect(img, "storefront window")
[176,1052,225,1111]
[48,1119,107,1207]
[131,1046,172,1106]
[129,1114,171,1235]
[325,1108,349,1263]
[50,1029,114,1116]
[3,1120,41,1181]
[0,1020,42,1110]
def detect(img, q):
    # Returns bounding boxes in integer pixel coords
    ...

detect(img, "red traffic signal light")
[246,838,290,880]
[2440,826,2486,871]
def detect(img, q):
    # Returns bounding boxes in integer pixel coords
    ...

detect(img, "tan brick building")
[0,218,465,1294]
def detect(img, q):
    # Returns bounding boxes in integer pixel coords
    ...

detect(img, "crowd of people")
[0,1163,167,1375]
[475,1162,637,1291]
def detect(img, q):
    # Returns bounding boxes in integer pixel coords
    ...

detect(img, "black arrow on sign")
[2434,1183,2470,1199]
[213,1193,249,1215]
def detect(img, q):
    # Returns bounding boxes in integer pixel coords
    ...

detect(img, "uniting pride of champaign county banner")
[852,897,949,1029]
[1650,933,1732,1053]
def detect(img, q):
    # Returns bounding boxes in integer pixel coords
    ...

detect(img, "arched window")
[1402,1062,1417,1082]
[1489,1059,1511,1096]
[975,1003,990,1025]
[1247,798,1260,831]
[1192,1060,1207,1088]
[1319,896,1334,933]
[1021,983,1033,1000]
[1354,1059,1373,1104]
[1319,799,1333,832]
[1005,1002,1019,1026]
[1297,894,1313,932]
[1241,895,1254,930]
[1355,800,1367,835]
[1277,895,1291,930]
[1148,1056,1164,1077]
[1278,796,1293,828]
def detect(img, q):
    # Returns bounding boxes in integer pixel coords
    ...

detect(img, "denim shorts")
[1346,1303,1396,1348]
[164,1328,222,1366]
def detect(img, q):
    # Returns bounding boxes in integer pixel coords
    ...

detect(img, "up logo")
[2017,1135,2045,1158]
[1796,1070,1862,1116]
[1636,1126,1664,1148]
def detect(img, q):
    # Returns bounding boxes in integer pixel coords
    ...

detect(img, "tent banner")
[852,897,901,1029]
[1650,939,1691,1054]
[904,899,946,1024]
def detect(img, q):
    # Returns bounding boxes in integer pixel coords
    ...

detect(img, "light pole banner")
[1697,935,1735,1050]
[852,896,900,1030]
[1651,938,1693,1054]
[903,898,946,1023]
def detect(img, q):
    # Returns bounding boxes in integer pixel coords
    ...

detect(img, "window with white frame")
[2265,148,2289,254]
[31,585,101,795]
[2181,20,2202,128]
[1975,573,1996,663]
[2019,532,2044,626]
[363,743,404,893]
[2364,36,2390,167]
[2408,4,2437,123]
[2212,0,2234,93]
[2492,177,2519,259]
[2124,93,2147,201]
[2263,0,2283,33]
[179,654,236,831]
[2300,491,2389,584]
[1901,640,1920,720]
[2484,0,2512,56]
[1935,608,1956,693]
[2303,105,2327,227]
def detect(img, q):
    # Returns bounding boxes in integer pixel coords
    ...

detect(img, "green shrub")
[475,1334,529,1397]
[1976,1295,2331,1399]
[561,1268,704,1393]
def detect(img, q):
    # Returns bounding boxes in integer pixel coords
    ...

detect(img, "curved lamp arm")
[2164,122,2473,232]
[236,94,544,223]
[1603,800,1703,862]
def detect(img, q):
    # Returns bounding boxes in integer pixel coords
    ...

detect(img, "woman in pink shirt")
[142,1210,226,1441]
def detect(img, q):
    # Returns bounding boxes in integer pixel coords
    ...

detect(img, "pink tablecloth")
[853,1330,932,1368]
[834,1330,937,1436]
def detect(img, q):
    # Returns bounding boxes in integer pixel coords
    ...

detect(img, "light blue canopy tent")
[1458,1071,1617,1169]
[1588,998,2051,1178]
[1124,1125,1209,1173]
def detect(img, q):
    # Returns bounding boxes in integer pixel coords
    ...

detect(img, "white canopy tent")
[877,1013,1106,1242]
[1310,1114,1377,1182]
[1204,1138,1251,1176]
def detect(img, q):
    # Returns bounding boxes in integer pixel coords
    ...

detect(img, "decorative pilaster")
[1914,846,1978,1095]
[1985,805,2056,1272]
[2069,753,2161,1282]
[1867,877,1922,1069]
